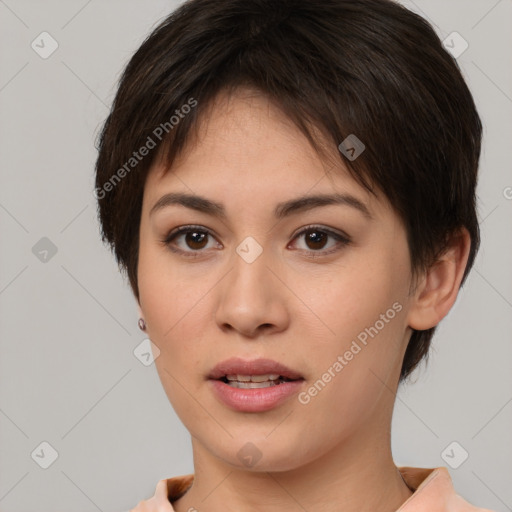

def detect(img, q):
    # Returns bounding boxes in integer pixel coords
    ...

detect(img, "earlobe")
[136,303,147,331]
[407,228,471,331]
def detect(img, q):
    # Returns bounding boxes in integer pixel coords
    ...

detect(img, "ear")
[407,228,471,331]
[136,302,144,319]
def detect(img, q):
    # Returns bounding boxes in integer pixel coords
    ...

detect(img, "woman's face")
[137,88,415,471]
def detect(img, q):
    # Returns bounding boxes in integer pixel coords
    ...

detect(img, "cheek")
[138,247,209,424]
[295,299,406,438]
[138,246,184,363]
[296,248,409,408]
[298,255,406,348]
[138,239,208,337]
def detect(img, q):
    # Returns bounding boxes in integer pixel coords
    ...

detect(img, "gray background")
[0,1,511,511]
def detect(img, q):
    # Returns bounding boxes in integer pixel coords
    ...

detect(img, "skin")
[136,86,470,512]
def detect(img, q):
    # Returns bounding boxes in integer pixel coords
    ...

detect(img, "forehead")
[143,87,383,218]
[151,88,330,178]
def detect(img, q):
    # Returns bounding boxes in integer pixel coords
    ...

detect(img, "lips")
[208,357,304,382]
[208,357,305,412]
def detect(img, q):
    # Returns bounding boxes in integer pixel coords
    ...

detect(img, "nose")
[214,243,290,338]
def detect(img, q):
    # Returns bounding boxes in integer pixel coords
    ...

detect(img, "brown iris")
[185,230,208,250]
[304,229,328,250]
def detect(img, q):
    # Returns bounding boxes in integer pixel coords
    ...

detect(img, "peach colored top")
[130,466,495,511]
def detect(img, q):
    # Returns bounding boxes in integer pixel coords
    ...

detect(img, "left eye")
[289,226,351,255]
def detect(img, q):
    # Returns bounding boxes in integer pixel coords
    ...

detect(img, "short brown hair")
[94,0,482,382]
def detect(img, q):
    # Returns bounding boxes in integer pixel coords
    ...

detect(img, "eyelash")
[161,224,351,259]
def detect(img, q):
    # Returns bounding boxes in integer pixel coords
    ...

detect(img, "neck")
[173,417,413,512]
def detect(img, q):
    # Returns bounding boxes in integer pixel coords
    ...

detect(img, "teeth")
[224,374,286,389]
[228,381,279,389]
[226,374,281,382]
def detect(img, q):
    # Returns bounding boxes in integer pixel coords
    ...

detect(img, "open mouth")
[218,374,300,389]
[208,359,305,411]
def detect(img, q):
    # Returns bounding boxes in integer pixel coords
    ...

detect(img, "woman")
[94,0,495,510]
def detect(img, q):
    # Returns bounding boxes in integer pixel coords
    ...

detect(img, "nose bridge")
[229,235,273,300]
[214,234,288,335]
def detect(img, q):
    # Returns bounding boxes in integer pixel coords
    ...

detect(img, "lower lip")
[209,379,304,412]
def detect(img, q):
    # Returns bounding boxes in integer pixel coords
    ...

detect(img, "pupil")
[306,230,326,250]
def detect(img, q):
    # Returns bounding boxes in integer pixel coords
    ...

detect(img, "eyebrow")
[149,191,373,220]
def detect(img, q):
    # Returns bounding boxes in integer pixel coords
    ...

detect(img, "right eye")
[161,225,222,258]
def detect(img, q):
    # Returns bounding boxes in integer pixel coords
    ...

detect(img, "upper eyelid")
[165,225,220,243]
[290,225,350,241]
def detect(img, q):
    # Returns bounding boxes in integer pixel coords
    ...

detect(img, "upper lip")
[209,357,304,380]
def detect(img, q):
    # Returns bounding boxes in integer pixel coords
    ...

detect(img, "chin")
[203,433,313,473]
